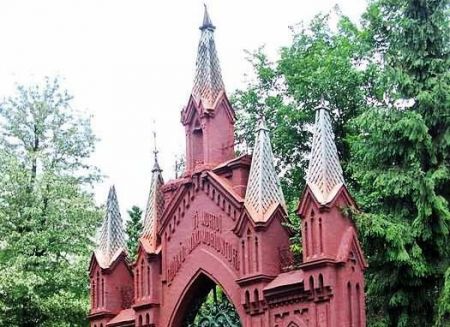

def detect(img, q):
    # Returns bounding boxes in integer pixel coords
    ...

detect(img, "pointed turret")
[141,148,165,250]
[244,117,286,222]
[306,98,345,204]
[95,186,127,268]
[182,6,235,172]
[192,4,225,109]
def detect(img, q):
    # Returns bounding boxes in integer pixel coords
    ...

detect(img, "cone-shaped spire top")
[306,99,345,204]
[244,116,286,222]
[200,4,215,31]
[192,5,225,109]
[141,150,165,250]
[95,185,127,267]
[151,130,162,173]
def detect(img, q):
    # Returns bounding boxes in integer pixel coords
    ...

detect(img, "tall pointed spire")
[244,116,286,222]
[141,135,165,250]
[306,99,345,204]
[192,5,225,109]
[95,185,127,267]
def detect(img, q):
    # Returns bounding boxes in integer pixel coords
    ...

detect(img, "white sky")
[0,0,366,218]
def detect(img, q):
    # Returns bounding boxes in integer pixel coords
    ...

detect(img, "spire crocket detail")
[95,185,127,268]
[192,5,225,109]
[306,98,345,204]
[141,139,164,250]
[244,116,286,222]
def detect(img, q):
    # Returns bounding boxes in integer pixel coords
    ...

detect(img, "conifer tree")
[126,206,143,260]
[350,0,450,325]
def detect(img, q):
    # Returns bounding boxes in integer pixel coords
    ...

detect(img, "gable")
[160,177,245,284]
[234,204,293,237]
[160,172,243,235]
[297,184,356,218]
[89,251,132,276]
[181,92,235,126]
[336,226,368,269]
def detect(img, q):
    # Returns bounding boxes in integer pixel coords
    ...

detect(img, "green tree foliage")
[126,205,143,260]
[0,77,102,326]
[350,0,450,325]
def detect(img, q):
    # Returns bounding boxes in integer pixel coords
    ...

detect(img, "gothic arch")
[286,317,307,327]
[168,265,243,327]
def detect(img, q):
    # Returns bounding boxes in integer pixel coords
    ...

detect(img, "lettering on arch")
[167,210,240,283]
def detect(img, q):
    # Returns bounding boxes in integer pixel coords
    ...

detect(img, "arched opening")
[309,275,315,293]
[356,283,361,326]
[96,272,100,308]
[92,280,96,308]
[172,272,242,327]
[192,119,204,165]
[253,289,259,305]
[318,274,324,289]
[347,282,353,326]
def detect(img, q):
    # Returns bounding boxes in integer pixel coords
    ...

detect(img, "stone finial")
[95,185,127,267]
[306,99,345,204]
[200,4,215,31]
[244,116,286,222]
[192,5,225,109]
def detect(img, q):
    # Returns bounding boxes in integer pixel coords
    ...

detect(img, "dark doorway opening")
[176,273,241,327]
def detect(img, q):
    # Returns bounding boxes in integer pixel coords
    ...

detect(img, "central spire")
[192,5,225,109]
[182,6,236,173]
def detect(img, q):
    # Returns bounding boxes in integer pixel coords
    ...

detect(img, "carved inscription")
[167,211,239,283]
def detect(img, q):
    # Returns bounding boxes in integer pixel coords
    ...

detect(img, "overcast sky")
[0,0,366,218]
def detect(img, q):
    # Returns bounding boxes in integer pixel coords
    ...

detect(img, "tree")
[349,0,450,325]
[0,77,102,326]
[126,206,143,260]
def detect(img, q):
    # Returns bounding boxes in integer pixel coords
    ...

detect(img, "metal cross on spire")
[192,5,225,109]
[95,185,127,267]
[244,115,286,222]
[306,97,345,204]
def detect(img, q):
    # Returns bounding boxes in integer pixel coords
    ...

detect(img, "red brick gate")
[88,7,367,327]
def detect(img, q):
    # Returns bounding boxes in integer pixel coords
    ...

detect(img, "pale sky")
[0,0,366,218]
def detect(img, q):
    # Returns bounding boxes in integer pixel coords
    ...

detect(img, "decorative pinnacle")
[306,99,345,204]
[152,129,162,172]
[200,4,215,31]
[142,155,165,247]
[255,114,269,132]
[315,95,330,111]
[95,185,126,267]
[244,116,286,222]
[192,5,225,108]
